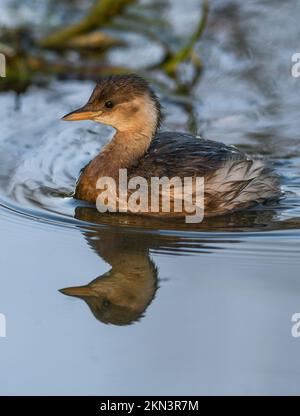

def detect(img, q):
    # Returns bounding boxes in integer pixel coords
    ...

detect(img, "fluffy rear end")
[204,159,281,215]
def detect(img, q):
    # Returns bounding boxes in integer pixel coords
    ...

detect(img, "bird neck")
[93,110,157,178]
[86,133,147,181]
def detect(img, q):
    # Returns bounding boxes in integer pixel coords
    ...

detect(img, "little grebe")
[62,74,280,218]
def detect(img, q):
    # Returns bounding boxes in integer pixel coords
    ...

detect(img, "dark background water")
[0,0,300,395]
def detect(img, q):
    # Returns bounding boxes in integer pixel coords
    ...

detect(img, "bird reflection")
[60,211,158,326]
[60,205,278,326]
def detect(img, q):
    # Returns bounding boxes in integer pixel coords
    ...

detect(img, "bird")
[62,73,281,219]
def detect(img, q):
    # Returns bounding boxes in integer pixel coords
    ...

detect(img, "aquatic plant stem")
[162,0,209,77]
[39,0,136,48]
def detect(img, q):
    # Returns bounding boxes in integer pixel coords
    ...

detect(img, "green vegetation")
[0,0,210,104]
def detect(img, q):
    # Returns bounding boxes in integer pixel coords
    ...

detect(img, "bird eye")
[104,100,114,109]
[102,298,111,308]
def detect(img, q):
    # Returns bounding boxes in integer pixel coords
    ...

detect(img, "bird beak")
[62,105,96,121]
[59,285,96,297]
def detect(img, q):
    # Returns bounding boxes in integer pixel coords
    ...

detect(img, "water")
[0,0,300,395]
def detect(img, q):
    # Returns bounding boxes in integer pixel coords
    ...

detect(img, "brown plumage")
[60,227,158,326]
[62,74,281,218]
